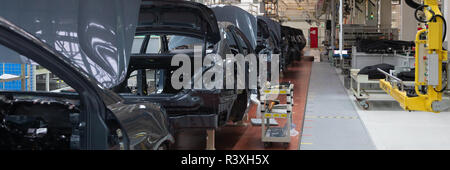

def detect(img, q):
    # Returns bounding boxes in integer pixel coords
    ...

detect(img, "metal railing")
[377,68,405,91]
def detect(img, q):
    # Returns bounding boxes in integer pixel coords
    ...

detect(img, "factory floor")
[301,54,450,150]
[299,61,375,150]
[172,56,313,150]
[172,48,450,150]
[336,69,450,150]
[309,53,450,150]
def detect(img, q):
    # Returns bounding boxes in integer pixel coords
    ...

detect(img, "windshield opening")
[131,34,212,55]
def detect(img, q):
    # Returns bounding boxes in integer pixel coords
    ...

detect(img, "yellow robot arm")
[379,0,448,112]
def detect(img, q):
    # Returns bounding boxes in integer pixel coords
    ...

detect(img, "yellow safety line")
[305,115,359,119]
[300,143,313,145]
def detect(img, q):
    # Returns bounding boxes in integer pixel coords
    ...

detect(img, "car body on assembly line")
[281,26,306,68]
[0,0,173,150]
[112,1,256,129]
[256,16,282,78]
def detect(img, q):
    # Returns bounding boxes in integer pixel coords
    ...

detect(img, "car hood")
[0,0,141,88]
[210,5,258,49]
[136,0,221,44]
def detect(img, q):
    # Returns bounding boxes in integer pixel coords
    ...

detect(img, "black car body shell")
[281,26,306,68]
[0,0,173,150]
[257,16,281,47]
[210,5,258,50]
[116,1,254,129]
[256,16,282,77]
[137,0,221,44]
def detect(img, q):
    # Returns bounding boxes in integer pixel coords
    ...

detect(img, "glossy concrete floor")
[171,49,450,150]
[300,62,375,150]
[335,68,450,150]
[172,57,313,150]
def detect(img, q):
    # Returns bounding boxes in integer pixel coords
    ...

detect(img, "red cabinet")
[309,27,318,48]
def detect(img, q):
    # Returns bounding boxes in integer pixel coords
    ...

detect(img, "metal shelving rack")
[0,63,32,91]
[260,82,294,148]
[263,0,279,20]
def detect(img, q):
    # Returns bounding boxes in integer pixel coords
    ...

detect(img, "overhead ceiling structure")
[278,0,321,22]
[198,0,322,22]
[262,0,279,19]
[315,0,329,19]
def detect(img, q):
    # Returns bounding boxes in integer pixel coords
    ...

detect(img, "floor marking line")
[305,115,359,119]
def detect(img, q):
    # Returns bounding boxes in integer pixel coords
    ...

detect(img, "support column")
[399,0,417,41]
[45,72,50,92]
[339,0,343,59]
[366,0,378,26]
[443,0,450,50]
[352,0,356,24]
[445,0,450,91]
[32,65,36,91]
[206,129,215,150]
[20,64,25,91]
[331,0,336,51]
[379,0,392,35]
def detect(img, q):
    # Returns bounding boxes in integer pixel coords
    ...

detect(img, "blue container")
[0,63,33,90]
